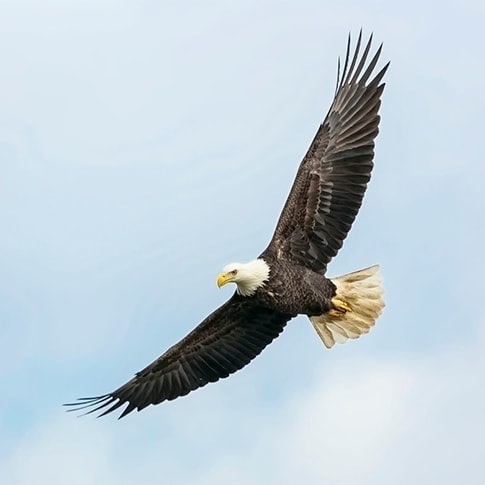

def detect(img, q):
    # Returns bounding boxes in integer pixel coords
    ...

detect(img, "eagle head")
[217,259,270,297]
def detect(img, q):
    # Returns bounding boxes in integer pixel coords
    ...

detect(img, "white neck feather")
[223,258,270,297]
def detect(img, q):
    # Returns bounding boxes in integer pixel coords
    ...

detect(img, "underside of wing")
[263,32,389,273]
[65,295,292,418]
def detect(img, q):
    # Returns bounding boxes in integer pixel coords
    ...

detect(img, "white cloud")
[1,1,484,484]
[3,328,484,485]
[193,332,485,485]
[278,362,414,484]
[3,416,115,485]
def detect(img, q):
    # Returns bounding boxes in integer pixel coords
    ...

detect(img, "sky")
[0,0,484,484]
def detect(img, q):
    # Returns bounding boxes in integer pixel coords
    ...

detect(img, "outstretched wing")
[65,295,292,418]
[262,32,389,274]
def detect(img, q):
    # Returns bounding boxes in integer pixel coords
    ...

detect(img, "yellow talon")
[330,298,352,316]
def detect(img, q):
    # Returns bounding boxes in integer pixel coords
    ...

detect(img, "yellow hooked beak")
[217,272,233,288]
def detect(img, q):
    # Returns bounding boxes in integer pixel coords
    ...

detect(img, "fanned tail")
[310,265,385,349]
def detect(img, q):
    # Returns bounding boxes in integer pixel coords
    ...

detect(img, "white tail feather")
[309,265,385,349]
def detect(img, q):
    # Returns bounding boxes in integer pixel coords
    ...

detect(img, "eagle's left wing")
[65,294,292,418]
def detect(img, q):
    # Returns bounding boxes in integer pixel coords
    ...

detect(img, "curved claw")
[329,297,352,316]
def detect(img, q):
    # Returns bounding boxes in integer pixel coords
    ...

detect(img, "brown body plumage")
[252,257,336,316]
[66,32,388,418]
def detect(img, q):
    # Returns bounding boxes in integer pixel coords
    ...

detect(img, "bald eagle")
[67,32,388,418]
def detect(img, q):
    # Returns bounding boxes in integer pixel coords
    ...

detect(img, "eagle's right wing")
[262,32,389,274]
[65,295,292,418]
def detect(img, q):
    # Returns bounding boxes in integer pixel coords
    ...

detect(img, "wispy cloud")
[1,1,483,483]
[3,324,484,484]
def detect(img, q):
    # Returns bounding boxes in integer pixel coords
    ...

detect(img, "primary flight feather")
[67,32,388,419]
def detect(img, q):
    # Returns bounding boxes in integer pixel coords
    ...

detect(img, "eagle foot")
[329,298,352,317]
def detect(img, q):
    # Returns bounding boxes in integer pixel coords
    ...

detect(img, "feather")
[65,33,388,419]
[65,295,291,418]
[262,33,388,274]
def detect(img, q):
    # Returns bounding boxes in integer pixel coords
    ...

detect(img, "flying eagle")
[67,32,388,418]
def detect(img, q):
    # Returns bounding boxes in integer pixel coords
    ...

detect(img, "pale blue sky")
[1,1,484,484]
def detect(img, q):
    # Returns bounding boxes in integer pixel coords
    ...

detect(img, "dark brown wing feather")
[65,295,292,418]
[261,32,389,274]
